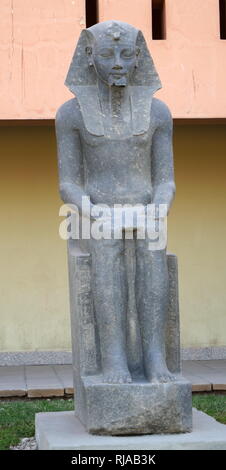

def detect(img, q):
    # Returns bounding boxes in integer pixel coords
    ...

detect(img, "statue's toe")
[103,369,132,384]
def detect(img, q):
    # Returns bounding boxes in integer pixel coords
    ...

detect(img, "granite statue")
[55,20,192,435]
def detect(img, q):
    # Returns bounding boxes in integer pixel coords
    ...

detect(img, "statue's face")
[89,41,139,87]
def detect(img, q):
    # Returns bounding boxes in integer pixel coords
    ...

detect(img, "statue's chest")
[80,123,155,151]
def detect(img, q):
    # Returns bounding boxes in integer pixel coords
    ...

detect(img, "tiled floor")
[0,361,225,398]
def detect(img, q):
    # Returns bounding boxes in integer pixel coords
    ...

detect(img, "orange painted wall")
[1,0,226,118]
[0,0,84,119]
[99,0,226,118]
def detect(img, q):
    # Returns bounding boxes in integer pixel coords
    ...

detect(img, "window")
[152,0,166,40]
[86,0,98,28]
[219,0,226,39]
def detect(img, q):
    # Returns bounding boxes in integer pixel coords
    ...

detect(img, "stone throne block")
[68,238,192,435]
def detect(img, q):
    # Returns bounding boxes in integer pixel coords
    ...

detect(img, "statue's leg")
[135,242,176,383]
[90,237,132,384]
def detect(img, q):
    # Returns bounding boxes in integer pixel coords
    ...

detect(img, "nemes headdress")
[65,21,162,136]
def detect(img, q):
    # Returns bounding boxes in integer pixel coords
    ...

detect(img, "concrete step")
[53,365,74,395]
[0,361,226,398]
[0,366,26,397]
[25,366,64,398]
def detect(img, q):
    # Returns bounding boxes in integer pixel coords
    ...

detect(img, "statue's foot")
[103,367,132,384]
[145,351,177,384]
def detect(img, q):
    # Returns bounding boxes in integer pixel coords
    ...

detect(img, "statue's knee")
[137,241,166,258]
[91,239,124,262]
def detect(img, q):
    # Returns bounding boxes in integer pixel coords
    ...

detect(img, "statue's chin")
[108,76,127,87]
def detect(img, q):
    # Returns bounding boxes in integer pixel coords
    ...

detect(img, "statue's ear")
[85,46,93,56]
[65,29,103,136]
[132,30,162,92]
[65,30,97,93]
[135,46,140,68]
[85,46,93,67]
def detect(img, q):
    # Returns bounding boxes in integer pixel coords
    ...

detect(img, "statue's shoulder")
[55,97,82,130]
[151,98,172,128]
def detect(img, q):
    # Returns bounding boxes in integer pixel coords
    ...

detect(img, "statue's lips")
[110,73,127,79]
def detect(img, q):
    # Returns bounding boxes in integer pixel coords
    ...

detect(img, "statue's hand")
[111,206,149,231]
[91,205,114,223]
[91,205,145,231]
[91,204,168,234]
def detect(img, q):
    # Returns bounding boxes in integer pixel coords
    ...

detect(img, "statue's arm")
[151,99,176,214]
[55,99,91,217]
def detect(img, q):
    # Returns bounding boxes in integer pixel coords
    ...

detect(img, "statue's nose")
[112,52,123,70]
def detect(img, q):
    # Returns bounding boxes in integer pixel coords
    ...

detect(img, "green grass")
[0,398,74,450]
[193,393,226,425]
[0,394,226,450]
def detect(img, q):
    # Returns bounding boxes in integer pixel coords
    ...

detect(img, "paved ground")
[0,361,226,398]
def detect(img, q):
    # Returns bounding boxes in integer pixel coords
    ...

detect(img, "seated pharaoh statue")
[56,20,192,435]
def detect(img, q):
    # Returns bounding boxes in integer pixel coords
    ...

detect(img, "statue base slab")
[76,376,192,435]
[35,408,226,450]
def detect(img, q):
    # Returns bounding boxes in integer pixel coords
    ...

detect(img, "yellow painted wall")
[0,124,225,352]
[0,126,70,352]
[168,124,226,348]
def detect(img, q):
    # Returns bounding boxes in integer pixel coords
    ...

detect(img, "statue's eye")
[98,49,114,58]
[121,49,135,58]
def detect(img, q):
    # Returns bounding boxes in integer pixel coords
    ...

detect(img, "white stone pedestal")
[35,408,226,450]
